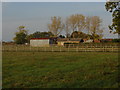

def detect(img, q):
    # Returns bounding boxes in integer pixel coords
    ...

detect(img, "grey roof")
[57,38,82,41]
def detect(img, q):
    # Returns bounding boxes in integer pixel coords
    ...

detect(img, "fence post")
[60,47,61,52]
[94,45,95,52]
[85,45,87,52]
[30,46,31,51]
[23,45,24,52]
[112,46,114,52]
[102,45,104,52]
[52,46,53,52]
[2,46,4,51]
[16,46,17,52]
[44,47,46,52]
[104,45,106,52]
[86,45,87,52]
[68,46,69,52]
[37,47,39,52]
[76,46,78,52]
[8,45,9,51]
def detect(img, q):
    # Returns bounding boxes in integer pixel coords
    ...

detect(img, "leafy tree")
[40,32,54,38]
[29,31,53,38]
[26,31,54,43]
[59,35,65,38]
[71,31,88,38]
[26,34,34,43]
[32,31,41,38]
[13,26,28,44]
[105,1,120,34]
[71,31,101,39]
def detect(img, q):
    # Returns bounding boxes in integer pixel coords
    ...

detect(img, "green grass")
[2,52,119,88]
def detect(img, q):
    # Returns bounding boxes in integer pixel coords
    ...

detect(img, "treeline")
[48,14,103,39]
[14,14,104,44]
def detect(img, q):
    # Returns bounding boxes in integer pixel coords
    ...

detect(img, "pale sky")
[0,2,2,42]
[2,0,107,2]
[2,2,118,41]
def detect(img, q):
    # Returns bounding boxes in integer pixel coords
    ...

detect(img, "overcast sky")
[2,0,107,2]
[2,2,118,41]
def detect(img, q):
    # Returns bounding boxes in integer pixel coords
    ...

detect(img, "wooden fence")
[1,44,120,52]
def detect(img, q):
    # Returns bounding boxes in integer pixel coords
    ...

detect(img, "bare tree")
[86,16,91,34]
[67,14,85,38]
[67,14,85,32]
[90,16,102,39]
[67,14,78,32]
[64,18,71,38]
[76,14,86,32]
[48,16,64,36]
[97,28,103,39]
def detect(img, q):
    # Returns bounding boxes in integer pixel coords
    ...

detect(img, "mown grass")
[2,52,119,88]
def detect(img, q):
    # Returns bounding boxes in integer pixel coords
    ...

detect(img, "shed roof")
[57,38,82,41]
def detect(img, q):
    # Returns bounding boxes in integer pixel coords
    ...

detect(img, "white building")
[30,38,49,47]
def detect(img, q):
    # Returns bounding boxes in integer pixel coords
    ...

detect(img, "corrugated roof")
[57,38,82,41]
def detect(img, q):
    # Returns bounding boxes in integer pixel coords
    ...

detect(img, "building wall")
[57,41,80,46]
[57,41,64,46]
[30,39,49,47]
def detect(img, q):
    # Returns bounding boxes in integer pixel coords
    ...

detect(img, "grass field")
[2,52,119,88]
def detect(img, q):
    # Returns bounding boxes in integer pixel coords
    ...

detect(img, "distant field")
[3,52,119,88]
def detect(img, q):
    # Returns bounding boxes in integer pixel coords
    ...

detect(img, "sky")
[2,2,118,41]
[0,2,2,42]
[2,0,107,2]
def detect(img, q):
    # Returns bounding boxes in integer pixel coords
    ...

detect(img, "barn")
[30,38,49,47]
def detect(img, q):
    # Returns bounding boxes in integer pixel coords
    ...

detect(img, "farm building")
[30,38,50,47]
[57,38,82,46]
[30,37,58,47]
[57,38,69,46]
[100,39,112,42]
[83,39,93,43]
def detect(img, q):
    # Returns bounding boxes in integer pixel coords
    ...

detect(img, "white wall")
[30,39,49,47]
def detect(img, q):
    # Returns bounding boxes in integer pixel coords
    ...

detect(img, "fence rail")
[1,44,120,52]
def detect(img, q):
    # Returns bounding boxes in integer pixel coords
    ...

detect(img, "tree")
[48,16,64,36]
[67,14,85,38]
[26,31,54,43]
[76,14,86,32]
[86,16,91,34]
[13,26,28,44]
[105,1,120,35]
[67,14,78,32]
[59,35,65,38]
[90,16,103,39]
[26,34,33,43]
[67,14,85,32]
[71,31,88,38]
[32,31,41,38]
[30,31,53,38]
[64,18,71,38]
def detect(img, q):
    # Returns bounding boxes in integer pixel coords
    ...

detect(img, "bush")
[112,39,120,43]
